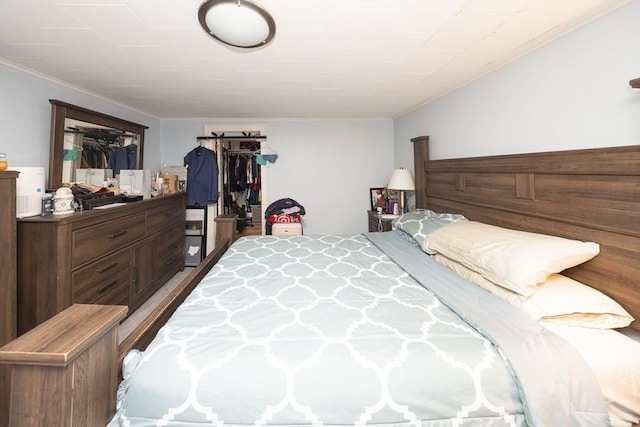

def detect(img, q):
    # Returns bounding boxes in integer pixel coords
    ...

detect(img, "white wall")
[393,1,640,168]
[265,120,392,235]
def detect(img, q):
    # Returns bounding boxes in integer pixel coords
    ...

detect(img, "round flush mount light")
[198,0,276,49]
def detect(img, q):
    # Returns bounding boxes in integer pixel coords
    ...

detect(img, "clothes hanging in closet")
[214,138,262,215]
[108,144,137,175]
[247,158,261,204]
[229,154,248,191]
[81,143,110,169]
[227,153,260,204]
[184,145,219,206]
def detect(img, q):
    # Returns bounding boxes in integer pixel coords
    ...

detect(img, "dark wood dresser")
[16,193,186,335]
[0,171,18,345]
[0,170,19,426]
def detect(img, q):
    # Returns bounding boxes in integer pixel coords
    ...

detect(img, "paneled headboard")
[412,136,640,331]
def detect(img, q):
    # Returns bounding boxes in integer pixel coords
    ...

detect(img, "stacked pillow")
[424,221,633,329]
[392,209,467,247]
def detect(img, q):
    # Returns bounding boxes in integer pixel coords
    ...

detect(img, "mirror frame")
[48,99,148,189]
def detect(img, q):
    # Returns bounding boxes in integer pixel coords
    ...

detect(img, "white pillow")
[434,254,633,329]
[423,221,600,296]
[434,254,526,305]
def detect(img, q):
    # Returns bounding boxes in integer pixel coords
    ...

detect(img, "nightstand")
[367,210,396,232]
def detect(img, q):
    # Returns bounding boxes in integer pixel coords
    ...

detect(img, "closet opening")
[200,125,268,247]
[217,136,263,236]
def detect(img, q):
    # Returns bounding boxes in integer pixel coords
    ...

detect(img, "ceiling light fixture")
[198,0,276,49]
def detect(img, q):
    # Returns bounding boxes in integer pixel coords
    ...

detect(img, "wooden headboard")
[412,136,640,331]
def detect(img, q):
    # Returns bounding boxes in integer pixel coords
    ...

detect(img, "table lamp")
[387,168,415,214]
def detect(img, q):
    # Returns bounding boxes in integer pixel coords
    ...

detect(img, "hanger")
[195,140,204,156]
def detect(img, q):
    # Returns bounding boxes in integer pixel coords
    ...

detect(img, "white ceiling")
[0,0,629,119]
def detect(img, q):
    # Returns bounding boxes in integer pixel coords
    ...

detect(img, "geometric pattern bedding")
[109,234,588,426]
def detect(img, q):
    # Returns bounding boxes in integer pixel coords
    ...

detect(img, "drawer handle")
[96,262,117,274]
[165,256,176,265]
[108,230,127,239]
[97,280,119,294]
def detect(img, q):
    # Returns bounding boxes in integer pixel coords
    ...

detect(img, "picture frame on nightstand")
[370,187,388,212]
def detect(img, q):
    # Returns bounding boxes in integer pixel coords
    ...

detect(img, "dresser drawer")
[272,222,303,236]
[367,211,393,232]
[72,213,146,267]
[157,225,184,277]
[72,249,130,305]
[368,215,378,232]
[147,204,184,231]
[157,223,184,251]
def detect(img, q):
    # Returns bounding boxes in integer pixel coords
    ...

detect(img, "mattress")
[110,232,608,426]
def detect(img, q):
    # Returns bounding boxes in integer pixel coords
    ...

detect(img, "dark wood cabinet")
[155,222,184,283]
[367,210,394,232]
[130,235,158,310]
[0,170,19,427]
[0,172,18,345]
[16,193,186,335]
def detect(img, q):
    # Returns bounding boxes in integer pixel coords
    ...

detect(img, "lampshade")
[387,168,415,191]
[198,0,276,49]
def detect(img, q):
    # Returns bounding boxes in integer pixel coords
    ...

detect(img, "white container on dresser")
[16,193,186,335]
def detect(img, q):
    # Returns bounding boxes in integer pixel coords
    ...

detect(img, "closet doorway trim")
[203,123,268,235]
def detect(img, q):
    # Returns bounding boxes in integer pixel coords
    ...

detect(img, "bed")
[1,138,638,427]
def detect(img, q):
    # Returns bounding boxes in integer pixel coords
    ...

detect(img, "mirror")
[48,99,148,189]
